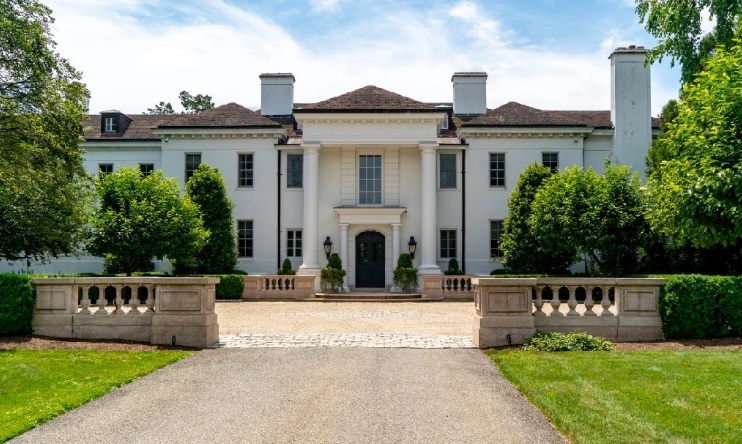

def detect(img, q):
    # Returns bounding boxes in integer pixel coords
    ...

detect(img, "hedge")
[214,274,244,300]
[660,275,742,339]
[0,274,35,335]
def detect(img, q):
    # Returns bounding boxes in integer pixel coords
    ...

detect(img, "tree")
[87,167,207,276]
[645,41,742,249]
[646,99,680,174]
[636,0,742,83]
[147,91,214,115]
[499,164,571,274]
[0,0,92,262]
[185,164,237,274]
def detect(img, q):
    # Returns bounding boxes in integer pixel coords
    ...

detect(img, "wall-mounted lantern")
[408,236,417,259]
[323,236,333,259]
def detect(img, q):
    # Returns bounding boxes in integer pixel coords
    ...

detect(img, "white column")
[339,223,349,290]
[298,144,321,277]
[419,144,441,274]
[391,223,401,267]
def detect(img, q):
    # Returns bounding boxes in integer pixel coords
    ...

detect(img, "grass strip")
[487,350,741,444]
[0,349,191,442]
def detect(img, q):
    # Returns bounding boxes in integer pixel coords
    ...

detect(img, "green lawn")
[0,349,191,442]
[488,350,742,444]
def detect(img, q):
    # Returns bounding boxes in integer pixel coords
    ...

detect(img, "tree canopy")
[645,41,742,249]
[147,91,214,114]
[0,0,92,262]
[87,167,207,276]
[636,0,742,83]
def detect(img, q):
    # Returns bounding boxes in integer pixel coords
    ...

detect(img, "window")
[139,163,154,176]
[490,220,504,258]
[439,153,456,189]
[542,152,559,173]
[98,163,113,177]
[441,115,449,130]
[185,153,201,181]
[238,220,253,258]
[287,230,302,257]
[440,230,457,258]
[359,154,382,205]
[104,117,117,133]
[286,154,303,188]
[489,153,505,187]
[238,154,253,187]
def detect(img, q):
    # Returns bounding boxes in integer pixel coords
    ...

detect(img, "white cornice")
[81,141,161,149]
[294,112,445,126]
[334,207,407,225]
[457,127,595,139]
[151,127,286,140]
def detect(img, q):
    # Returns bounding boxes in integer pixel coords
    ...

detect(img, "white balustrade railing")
[420,275,477,300]
[242,275,316,300]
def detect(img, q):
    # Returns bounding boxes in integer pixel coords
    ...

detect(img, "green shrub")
[443,257,463,275]
[215,274,244,300]
[396,253,413,269]
[393,253,417,292]
[277,258,296,275]
[0,274,35,335]
[661,274,740,339]
[523,332,613,351]
[320,253,346,292]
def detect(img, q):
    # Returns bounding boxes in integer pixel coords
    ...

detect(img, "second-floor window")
[185,153,201,182]
[98,163,113,177]
[439,153,456,189]
[238,154,254,187]
[139,163,154,176]
[490,153,505,187]
[287,154,302,188]
[543,152,559,173]
[359,155,382,205]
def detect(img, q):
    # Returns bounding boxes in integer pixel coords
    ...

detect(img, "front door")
[356,231,385,288]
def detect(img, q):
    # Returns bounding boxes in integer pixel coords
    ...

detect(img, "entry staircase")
[314,288,435,302]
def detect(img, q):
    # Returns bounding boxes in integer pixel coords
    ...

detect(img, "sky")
[44,0,693,116]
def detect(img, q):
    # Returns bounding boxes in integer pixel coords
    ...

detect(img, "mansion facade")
[4,46,658,288]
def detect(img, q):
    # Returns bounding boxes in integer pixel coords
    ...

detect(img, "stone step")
[313,293,441,302]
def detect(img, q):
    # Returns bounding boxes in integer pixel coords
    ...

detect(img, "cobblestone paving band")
[211,333,476,349]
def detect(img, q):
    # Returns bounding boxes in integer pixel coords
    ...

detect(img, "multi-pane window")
[98,163,113,177]
[104,117,117,133]
[542,152,559,173]
[139,163,154,176]
[359,155,382,205]
[287,154,303,188]
[489,153,505,187]
[287,230,302,257]
[185,153,201,181]
[490,220,504,258]
[441,115,449,130]
[440,230,457,259]
[238,154,254,187]
[237,220,253,258]
[439,153,456,189]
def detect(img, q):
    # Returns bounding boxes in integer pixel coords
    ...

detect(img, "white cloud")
[309,0,341,13]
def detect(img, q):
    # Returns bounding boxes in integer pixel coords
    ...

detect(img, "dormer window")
[441,115,449,130]
[104,117,117,133]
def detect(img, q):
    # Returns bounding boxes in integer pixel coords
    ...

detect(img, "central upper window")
[358,155,382,205]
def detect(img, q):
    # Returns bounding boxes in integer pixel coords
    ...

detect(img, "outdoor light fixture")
[323,236,333,258]
[408,236,417,259]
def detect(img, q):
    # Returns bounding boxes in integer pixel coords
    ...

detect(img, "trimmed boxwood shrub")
[214,275,244,300]
[660,275,742,339]
[0,274,35,335]
[523,332,613,351]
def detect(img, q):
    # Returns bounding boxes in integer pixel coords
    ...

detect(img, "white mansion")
[5,46,658,288]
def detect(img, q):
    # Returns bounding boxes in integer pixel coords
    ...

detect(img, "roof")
[295,85,440,113]
[462,102,660,129]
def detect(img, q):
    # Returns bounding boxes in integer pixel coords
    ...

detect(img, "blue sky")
[46,0,687,115]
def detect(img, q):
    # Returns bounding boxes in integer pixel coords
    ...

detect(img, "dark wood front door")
[356,231,385,288]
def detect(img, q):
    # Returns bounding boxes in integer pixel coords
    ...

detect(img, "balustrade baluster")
[95,286,108,315]
[550,286,562,316]
[601,286,613,316]
[534,286,545,316]
[584,286,597,316]
[144,284,155,315]
[567,286,579,316]
[112,285,124,315]
[79,286,92,314]
[290,278,295,290]
[466,278,472,291]
[128,285,141,315]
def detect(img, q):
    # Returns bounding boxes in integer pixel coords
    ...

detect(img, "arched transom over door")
[355,231,385,288]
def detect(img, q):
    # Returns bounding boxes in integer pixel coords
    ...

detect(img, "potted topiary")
[393,253,418,292]
[320,253,346,292]
[443,257,464,275]
[277,258,296,275]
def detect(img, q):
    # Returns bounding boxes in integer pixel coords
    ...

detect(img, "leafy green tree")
[499,164,570,274]
[636,0,742,83]
[646,41,742,249]
[87,167,207,276]
[147,91,214,114]
[0,0,92,262]
[185,164,237,274]
[646,99,680,174]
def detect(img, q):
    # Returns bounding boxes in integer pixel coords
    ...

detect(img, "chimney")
[259,73,295,117]
[451,72,487,117]
[610,45,651,179]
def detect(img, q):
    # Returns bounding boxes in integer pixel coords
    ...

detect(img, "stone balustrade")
[242,275,316,300]
[420,275,477,300]
[472,277,664,348]
[32,277,219,348]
